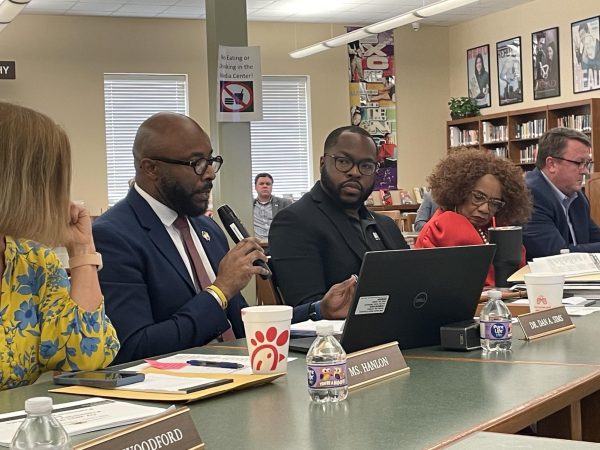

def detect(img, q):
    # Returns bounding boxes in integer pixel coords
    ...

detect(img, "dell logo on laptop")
[413,292,428,309]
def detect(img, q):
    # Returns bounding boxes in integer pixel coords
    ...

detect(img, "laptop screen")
[339,244,495,353]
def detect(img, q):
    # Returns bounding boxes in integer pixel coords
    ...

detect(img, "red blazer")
[415,210,525,287]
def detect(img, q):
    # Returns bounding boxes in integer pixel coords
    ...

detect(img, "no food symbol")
[220,81,254,112]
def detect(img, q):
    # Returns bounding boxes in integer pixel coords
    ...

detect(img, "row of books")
[515,119,546,139]
[520,144,538,163]
[482,122,508,143]
[488,147,508,159]
[449,126,478,147]
[556,114,592,132]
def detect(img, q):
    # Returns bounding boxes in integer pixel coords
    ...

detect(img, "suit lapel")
[371,214,397,249]
[312,184,365,261]
[189,219,220,272]
[127,189,195,291]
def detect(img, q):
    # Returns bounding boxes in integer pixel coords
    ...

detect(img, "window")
[104,74,188,206]
[250,76,311,198]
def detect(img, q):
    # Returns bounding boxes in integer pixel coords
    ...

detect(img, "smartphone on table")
[53,370,145,389]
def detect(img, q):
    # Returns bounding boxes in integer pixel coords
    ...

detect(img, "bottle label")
[307,363,348,389]
[480,320,512,340]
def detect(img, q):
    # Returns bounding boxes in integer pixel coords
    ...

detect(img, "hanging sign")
[0,61,16,79]
[217,46,262,122]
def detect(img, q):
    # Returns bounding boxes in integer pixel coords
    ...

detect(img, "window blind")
[250,76,312,198]
[104,74,188,206]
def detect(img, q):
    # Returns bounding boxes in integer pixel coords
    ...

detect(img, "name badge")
[75,407,203,450]
[517,306,575,340]
[346,342,409,390]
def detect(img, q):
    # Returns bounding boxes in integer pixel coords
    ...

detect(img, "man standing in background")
[253,173,292,242]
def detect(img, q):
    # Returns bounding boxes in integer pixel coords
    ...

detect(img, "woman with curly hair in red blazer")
[416,149,532,287]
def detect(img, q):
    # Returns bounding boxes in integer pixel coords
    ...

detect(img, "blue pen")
[186,360,244,369]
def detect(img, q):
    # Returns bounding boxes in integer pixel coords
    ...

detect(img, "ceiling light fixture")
[289,0,479,58]
[0,0,31,33]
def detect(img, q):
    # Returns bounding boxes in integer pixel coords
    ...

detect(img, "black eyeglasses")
[470,190,506,212]
[552,156,593,172]
[325,154,379,176]
[149,155,223,175]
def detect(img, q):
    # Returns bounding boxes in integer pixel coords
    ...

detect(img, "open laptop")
[289,244,495,354]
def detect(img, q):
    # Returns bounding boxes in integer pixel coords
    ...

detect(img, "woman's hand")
[65,202,95,256]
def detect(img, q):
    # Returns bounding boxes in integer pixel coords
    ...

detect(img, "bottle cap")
[316,323,334,336]
[25,397,53,414]
[487,290,502,300]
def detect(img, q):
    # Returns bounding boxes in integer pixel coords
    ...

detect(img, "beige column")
[205,0,256,304]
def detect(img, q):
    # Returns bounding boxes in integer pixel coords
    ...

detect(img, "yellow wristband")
[206,284,228,310]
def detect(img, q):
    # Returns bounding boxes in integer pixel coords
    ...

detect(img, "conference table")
[2,314,600,449]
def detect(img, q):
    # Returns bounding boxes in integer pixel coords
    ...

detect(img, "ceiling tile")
[22,0,533,27]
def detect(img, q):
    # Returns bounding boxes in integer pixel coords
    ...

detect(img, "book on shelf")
[449,126,478,147]
[489,147,508,159]
[399,190,414,205]
[519,144,538,163]
[557,114,591,132]
[515,118,546,139]
[413,187,424,204]
[482,122,508,143]
[380,189,393,205]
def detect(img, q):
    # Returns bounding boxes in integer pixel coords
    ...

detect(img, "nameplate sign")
[0,61,15,79]
[517,306,575,340]
[347,341,409,390]
[74,407,203,450]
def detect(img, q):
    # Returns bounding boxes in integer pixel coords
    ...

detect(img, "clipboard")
[50,370,284,403]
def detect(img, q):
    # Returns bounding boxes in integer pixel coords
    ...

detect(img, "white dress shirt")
[134,183,216,291]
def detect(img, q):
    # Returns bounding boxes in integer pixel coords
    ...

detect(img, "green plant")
[448,97,481,119]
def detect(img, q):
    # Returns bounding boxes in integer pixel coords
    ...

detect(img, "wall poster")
[347,29,397,191]
[571,16,600,93]
[467,44,491,108]
[496,36,523,106]
[532,27,560,100]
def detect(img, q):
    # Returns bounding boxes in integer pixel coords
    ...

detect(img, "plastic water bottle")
[479,290,512,352]
[306,323,348,403]
[11,397,72,450]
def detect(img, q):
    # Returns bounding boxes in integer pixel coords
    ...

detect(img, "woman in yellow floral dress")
[0,102,119,390]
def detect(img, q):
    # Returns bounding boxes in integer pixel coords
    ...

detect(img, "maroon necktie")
[173,215,235,341]
[173,215,212,290]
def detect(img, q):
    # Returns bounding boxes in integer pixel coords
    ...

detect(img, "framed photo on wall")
[467,44,491,108]
[496,37,523,106]
[571,16,600,93]
[532,27,560,100]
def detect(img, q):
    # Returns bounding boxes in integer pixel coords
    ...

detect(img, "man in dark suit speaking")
[92,112,270,364]
[269,125,408,320]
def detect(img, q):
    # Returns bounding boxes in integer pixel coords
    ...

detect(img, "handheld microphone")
[217,205,271,279]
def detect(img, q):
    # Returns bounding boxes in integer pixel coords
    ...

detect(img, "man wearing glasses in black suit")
[269,125,408,321]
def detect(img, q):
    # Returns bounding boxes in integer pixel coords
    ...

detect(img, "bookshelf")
[446,98,600,170]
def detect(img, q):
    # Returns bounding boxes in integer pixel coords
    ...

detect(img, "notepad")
[531,253,600,277]
[115,373,232,394]
[0,398,167,446]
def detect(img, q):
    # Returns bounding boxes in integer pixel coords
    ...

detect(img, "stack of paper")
[290,320,345,337]
[530,253,600,277]
[115,373,232,394]
[0,398,167,446]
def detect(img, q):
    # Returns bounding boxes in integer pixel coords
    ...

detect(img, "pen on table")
[186,360,244,369]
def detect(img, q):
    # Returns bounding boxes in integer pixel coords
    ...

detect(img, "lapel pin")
[202,231,211,241]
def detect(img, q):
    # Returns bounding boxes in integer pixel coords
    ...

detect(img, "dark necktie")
[173,215,212,290]
[173,215,235,341]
